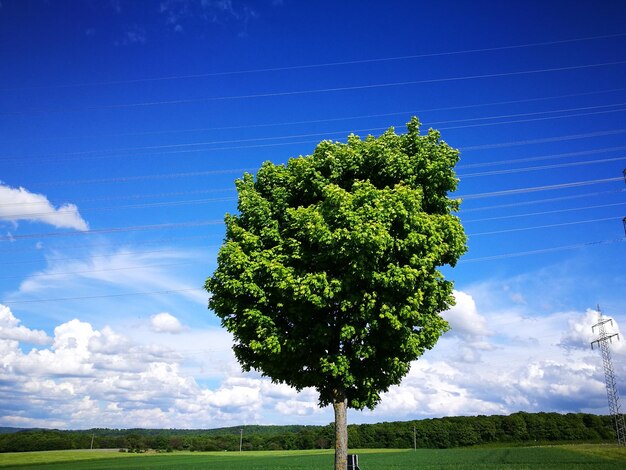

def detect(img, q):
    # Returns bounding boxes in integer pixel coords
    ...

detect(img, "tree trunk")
[333,394,348,470]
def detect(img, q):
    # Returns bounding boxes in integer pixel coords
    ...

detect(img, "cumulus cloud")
[1,289,625,429]
[356,291,626,422]
[442,290,490,338]
[0,184,88,231]
[512,359,603,410]
[560,308,623,352]
[0,310,321,428]
[0,305,50,345]
[150,312,185,334]
[275,399,319,417]
[356,358,507,421]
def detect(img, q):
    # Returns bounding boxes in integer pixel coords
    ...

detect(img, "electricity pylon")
[591,308,626,445]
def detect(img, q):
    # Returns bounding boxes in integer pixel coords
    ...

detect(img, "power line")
[1,197,237,219]
[36,170,252,187]
[0,178,622,242]
[437,106,626,131]
[1,287,206,305]
[459,177,623,199]
[0,234,219,255]
[3,237,625,302]
[460,188,626,212]
[5,86,624,145]
[0,175,622,241]
[3,243,223,264]
[0,196,237,219]
[432,102,626,126]
[3,248,183,266]
[468,216,619,236]
[0,262,200,281]
[2,138,325,164]
[0,188,236,208]
[462,202,626,223]
[0,164,624,222]
[5,124,626,167]
[1,126,386,162]
[458,146,626,169]
[8,154,622,197]
[1,147,622,208]
[83,201,621,230]
[94,126,626,160]
[5,102,626,165]
[460,128,626,152]
[4,60,626,116]
[5,189,622,254]
[0,219,224,241]
[459,156,625,179]
[4,101,619,162]
[461,238,625,262]
[8,32,625,91]
[3,161,623,220]
[2,236,623,303]
[13,186,615,217]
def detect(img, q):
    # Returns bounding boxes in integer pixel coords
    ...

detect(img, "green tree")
[206,118,466,469]
[501,413,529,442]
[474,415,498,443]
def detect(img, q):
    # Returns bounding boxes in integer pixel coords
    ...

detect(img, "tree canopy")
[0,412,618,453]
[206,117,467,468]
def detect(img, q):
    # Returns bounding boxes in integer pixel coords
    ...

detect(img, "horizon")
[0,0,625,430]
[0,409,616,432]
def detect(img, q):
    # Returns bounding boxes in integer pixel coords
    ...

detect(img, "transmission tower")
[591,308,626,445]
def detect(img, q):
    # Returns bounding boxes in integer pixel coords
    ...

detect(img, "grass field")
[0,445,625,469]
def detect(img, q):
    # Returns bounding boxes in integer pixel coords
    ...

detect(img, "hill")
[0,412,619,453]
[0,428,28,435]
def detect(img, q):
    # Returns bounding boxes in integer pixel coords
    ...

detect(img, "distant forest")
[0,412,620,453]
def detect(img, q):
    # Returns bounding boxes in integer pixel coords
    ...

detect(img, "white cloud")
[0,309,323,428]
[356,289,626,422]
[13,245,209,311]
[0,184,88,231]
[88,326,131,355]
[1,288,625,429]
[14,319,97,377]
[0,305,50,344]
[150,312,185,334]
[275,399,319,416]
[363,358,507,420]
[202,379,261,409]
[442,290,490,338]
[561,308,623,353]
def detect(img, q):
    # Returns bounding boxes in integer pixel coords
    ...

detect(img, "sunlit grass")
[1,445,625,469]
[555,443,626,463]
[0,449,138,467]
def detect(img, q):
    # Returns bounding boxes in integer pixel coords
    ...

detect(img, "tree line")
[0,412,620,453]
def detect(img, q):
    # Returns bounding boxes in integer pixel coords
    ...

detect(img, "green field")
[0,445,625,469]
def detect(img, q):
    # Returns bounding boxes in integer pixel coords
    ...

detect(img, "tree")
[206,117,466,469]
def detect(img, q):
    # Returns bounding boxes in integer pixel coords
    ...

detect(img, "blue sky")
[0,0,625,429]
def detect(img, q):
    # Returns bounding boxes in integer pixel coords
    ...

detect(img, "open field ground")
[0,445,625,469]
